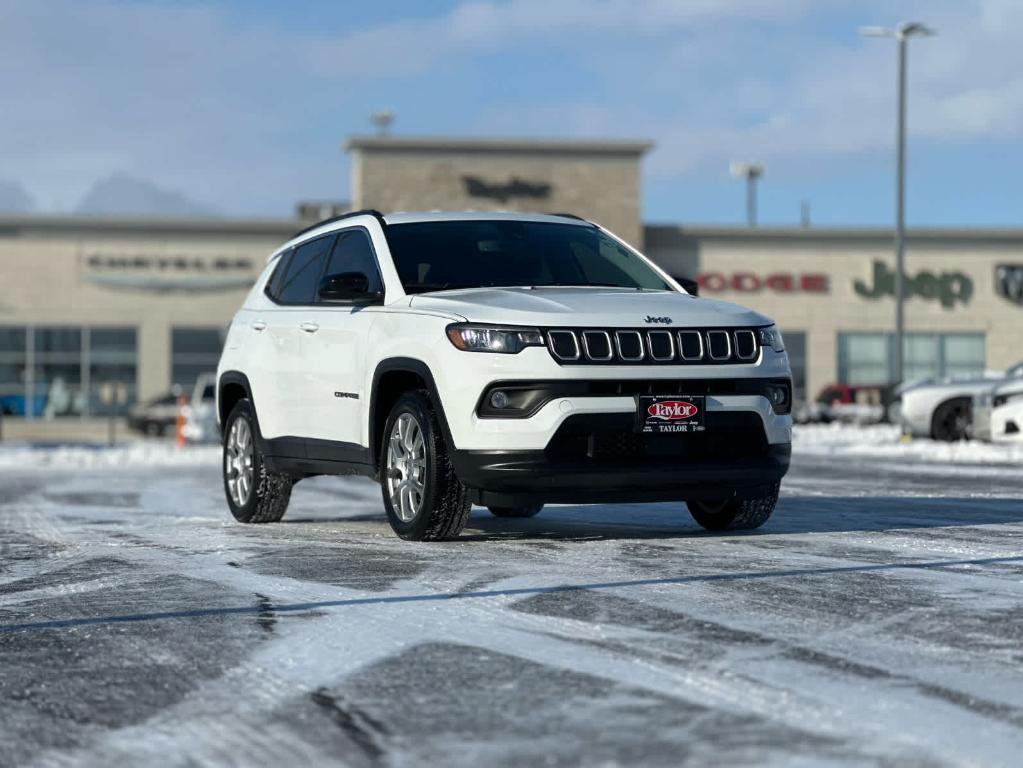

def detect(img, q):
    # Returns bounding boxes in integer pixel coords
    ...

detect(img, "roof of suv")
[382,211,592,226]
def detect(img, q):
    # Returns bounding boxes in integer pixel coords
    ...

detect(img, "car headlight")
[758,325,785,352]
[445,323,545,354]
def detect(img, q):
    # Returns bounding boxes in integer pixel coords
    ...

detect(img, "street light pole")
[861,22,934,384]
[730,162,764,227]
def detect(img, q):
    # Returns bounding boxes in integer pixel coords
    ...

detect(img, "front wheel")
[931,398,971,442]
[380,391,471,541]
[687,483,780,531]
[222,399,292,523]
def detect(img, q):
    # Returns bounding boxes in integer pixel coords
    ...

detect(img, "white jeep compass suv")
[216,211,792,540]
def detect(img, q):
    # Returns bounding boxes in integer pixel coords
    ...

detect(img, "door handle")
[251,320,267,331]
[300,322,320,334]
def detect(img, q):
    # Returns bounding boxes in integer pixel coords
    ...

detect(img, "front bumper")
[991,402,1023,443]
[451,411,790,505]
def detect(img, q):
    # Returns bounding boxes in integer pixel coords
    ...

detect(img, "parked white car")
[215,211,793,540]
[181,373,218,443]
[971,363,1023,442]
[899,371,1007,442]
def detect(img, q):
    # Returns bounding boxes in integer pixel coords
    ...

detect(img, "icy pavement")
[1,438,1022,766]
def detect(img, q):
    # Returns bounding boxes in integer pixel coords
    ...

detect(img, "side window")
[276,236,335,304]
[264,250,291,301]
[322,229,383,295]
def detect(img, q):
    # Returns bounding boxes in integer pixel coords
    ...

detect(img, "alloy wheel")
[225,417,255,506]
[386,412,427,522]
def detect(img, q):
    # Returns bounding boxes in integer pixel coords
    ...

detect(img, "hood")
[408,287,771,328]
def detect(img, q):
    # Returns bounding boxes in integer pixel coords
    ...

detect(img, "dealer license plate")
[636,395,706,434]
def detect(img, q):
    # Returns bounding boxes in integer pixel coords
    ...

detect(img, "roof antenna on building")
[370,110,394,136]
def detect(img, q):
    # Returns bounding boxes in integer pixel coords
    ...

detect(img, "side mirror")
[318,272,381,302]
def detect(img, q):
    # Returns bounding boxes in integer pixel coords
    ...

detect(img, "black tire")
[380,390,470,541]
[931,398,971,442]
[222,399,293,524]
[687,483,780,531]
[487,503,543,518]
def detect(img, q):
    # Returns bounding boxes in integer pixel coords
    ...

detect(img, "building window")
[838,332,985,385]
[171,328,225,390]
[0,327,31,417]
[89,328,138,416]
[0,325,137,418]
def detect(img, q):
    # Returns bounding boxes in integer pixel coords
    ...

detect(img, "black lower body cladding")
[451,412,790,507]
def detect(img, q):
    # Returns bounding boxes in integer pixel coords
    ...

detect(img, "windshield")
[385,220,673,294]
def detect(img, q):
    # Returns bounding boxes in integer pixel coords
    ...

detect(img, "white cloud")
[0,0,1021,215]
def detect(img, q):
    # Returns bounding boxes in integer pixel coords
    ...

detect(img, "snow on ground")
[3,423,1021,470]
[1,451,1021,767]
[795,423,1023,465]
[0,441,220,469]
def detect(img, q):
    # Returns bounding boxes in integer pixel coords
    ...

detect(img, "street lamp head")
[898,22,935,38]
[730,161,763,180]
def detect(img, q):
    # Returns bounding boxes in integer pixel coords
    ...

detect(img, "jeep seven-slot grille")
[544,328,761,366]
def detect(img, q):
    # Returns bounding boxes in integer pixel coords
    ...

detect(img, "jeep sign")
[854,260,973,308]
[996,264,1023,306]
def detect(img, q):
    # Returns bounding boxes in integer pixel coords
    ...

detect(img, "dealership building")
[2,135,1021,438]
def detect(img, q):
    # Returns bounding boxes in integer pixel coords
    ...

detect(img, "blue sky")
[2,0,1022,226]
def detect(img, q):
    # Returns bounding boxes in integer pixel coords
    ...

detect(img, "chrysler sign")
[996,264,1023,306]
[83,253,258,292]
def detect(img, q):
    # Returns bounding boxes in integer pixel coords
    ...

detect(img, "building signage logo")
[995,264,1023,306]
[461,175,552,202]
[854,260,972,308]
[83,253,257,292]
[697,272,829,294]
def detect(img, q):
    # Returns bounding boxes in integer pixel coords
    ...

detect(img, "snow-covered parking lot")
[1,426,1022,767]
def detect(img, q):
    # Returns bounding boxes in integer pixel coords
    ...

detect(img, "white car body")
[987,377,1023,443]
[971,364,1023,442]
[899,373,1006,441]
[181,372,218,444]
[216,211,792,516]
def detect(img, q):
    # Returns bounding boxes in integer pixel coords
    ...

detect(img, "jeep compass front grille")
[543,328,762,366]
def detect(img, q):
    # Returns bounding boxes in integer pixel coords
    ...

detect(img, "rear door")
[266,234,335,439]
[301,227,384,450]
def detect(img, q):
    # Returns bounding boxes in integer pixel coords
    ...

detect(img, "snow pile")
[0,442,220,470]
[793,423,1023,465]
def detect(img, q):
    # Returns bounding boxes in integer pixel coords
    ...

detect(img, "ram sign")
[996,264,1023,306]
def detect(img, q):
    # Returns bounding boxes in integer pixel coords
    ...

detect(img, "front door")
[300,227,384,449]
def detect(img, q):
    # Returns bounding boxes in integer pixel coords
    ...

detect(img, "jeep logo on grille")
[996,264,1023,306]
[647,400,699,420]
[645,315,673,324]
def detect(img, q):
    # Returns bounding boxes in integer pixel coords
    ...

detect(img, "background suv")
[216,211,793,540]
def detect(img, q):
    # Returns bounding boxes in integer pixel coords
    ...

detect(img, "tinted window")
[385,221,671,293]
[322,229,382,296]
[265,250,291,300]
[276,236,334,304]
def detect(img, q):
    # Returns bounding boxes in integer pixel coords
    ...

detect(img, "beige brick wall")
[0,223,289,403]
[350,141,647,247]
[647,232,1023,396]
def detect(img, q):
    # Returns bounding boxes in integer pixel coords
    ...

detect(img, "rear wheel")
[487,503,543,519]
[381,391,471,541]
[222,399,292,523]
[931,398,971,442]
[687,484,779,531]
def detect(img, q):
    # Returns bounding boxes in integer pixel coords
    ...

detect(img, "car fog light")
[490,390,510,409]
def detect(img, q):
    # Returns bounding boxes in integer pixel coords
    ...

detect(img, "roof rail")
[547,212,592,223]
[291,209,386,239]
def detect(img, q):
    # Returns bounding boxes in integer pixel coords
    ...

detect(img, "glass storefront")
[838,332,985,386]
[171,327,226,390]
[0,326,137,418]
